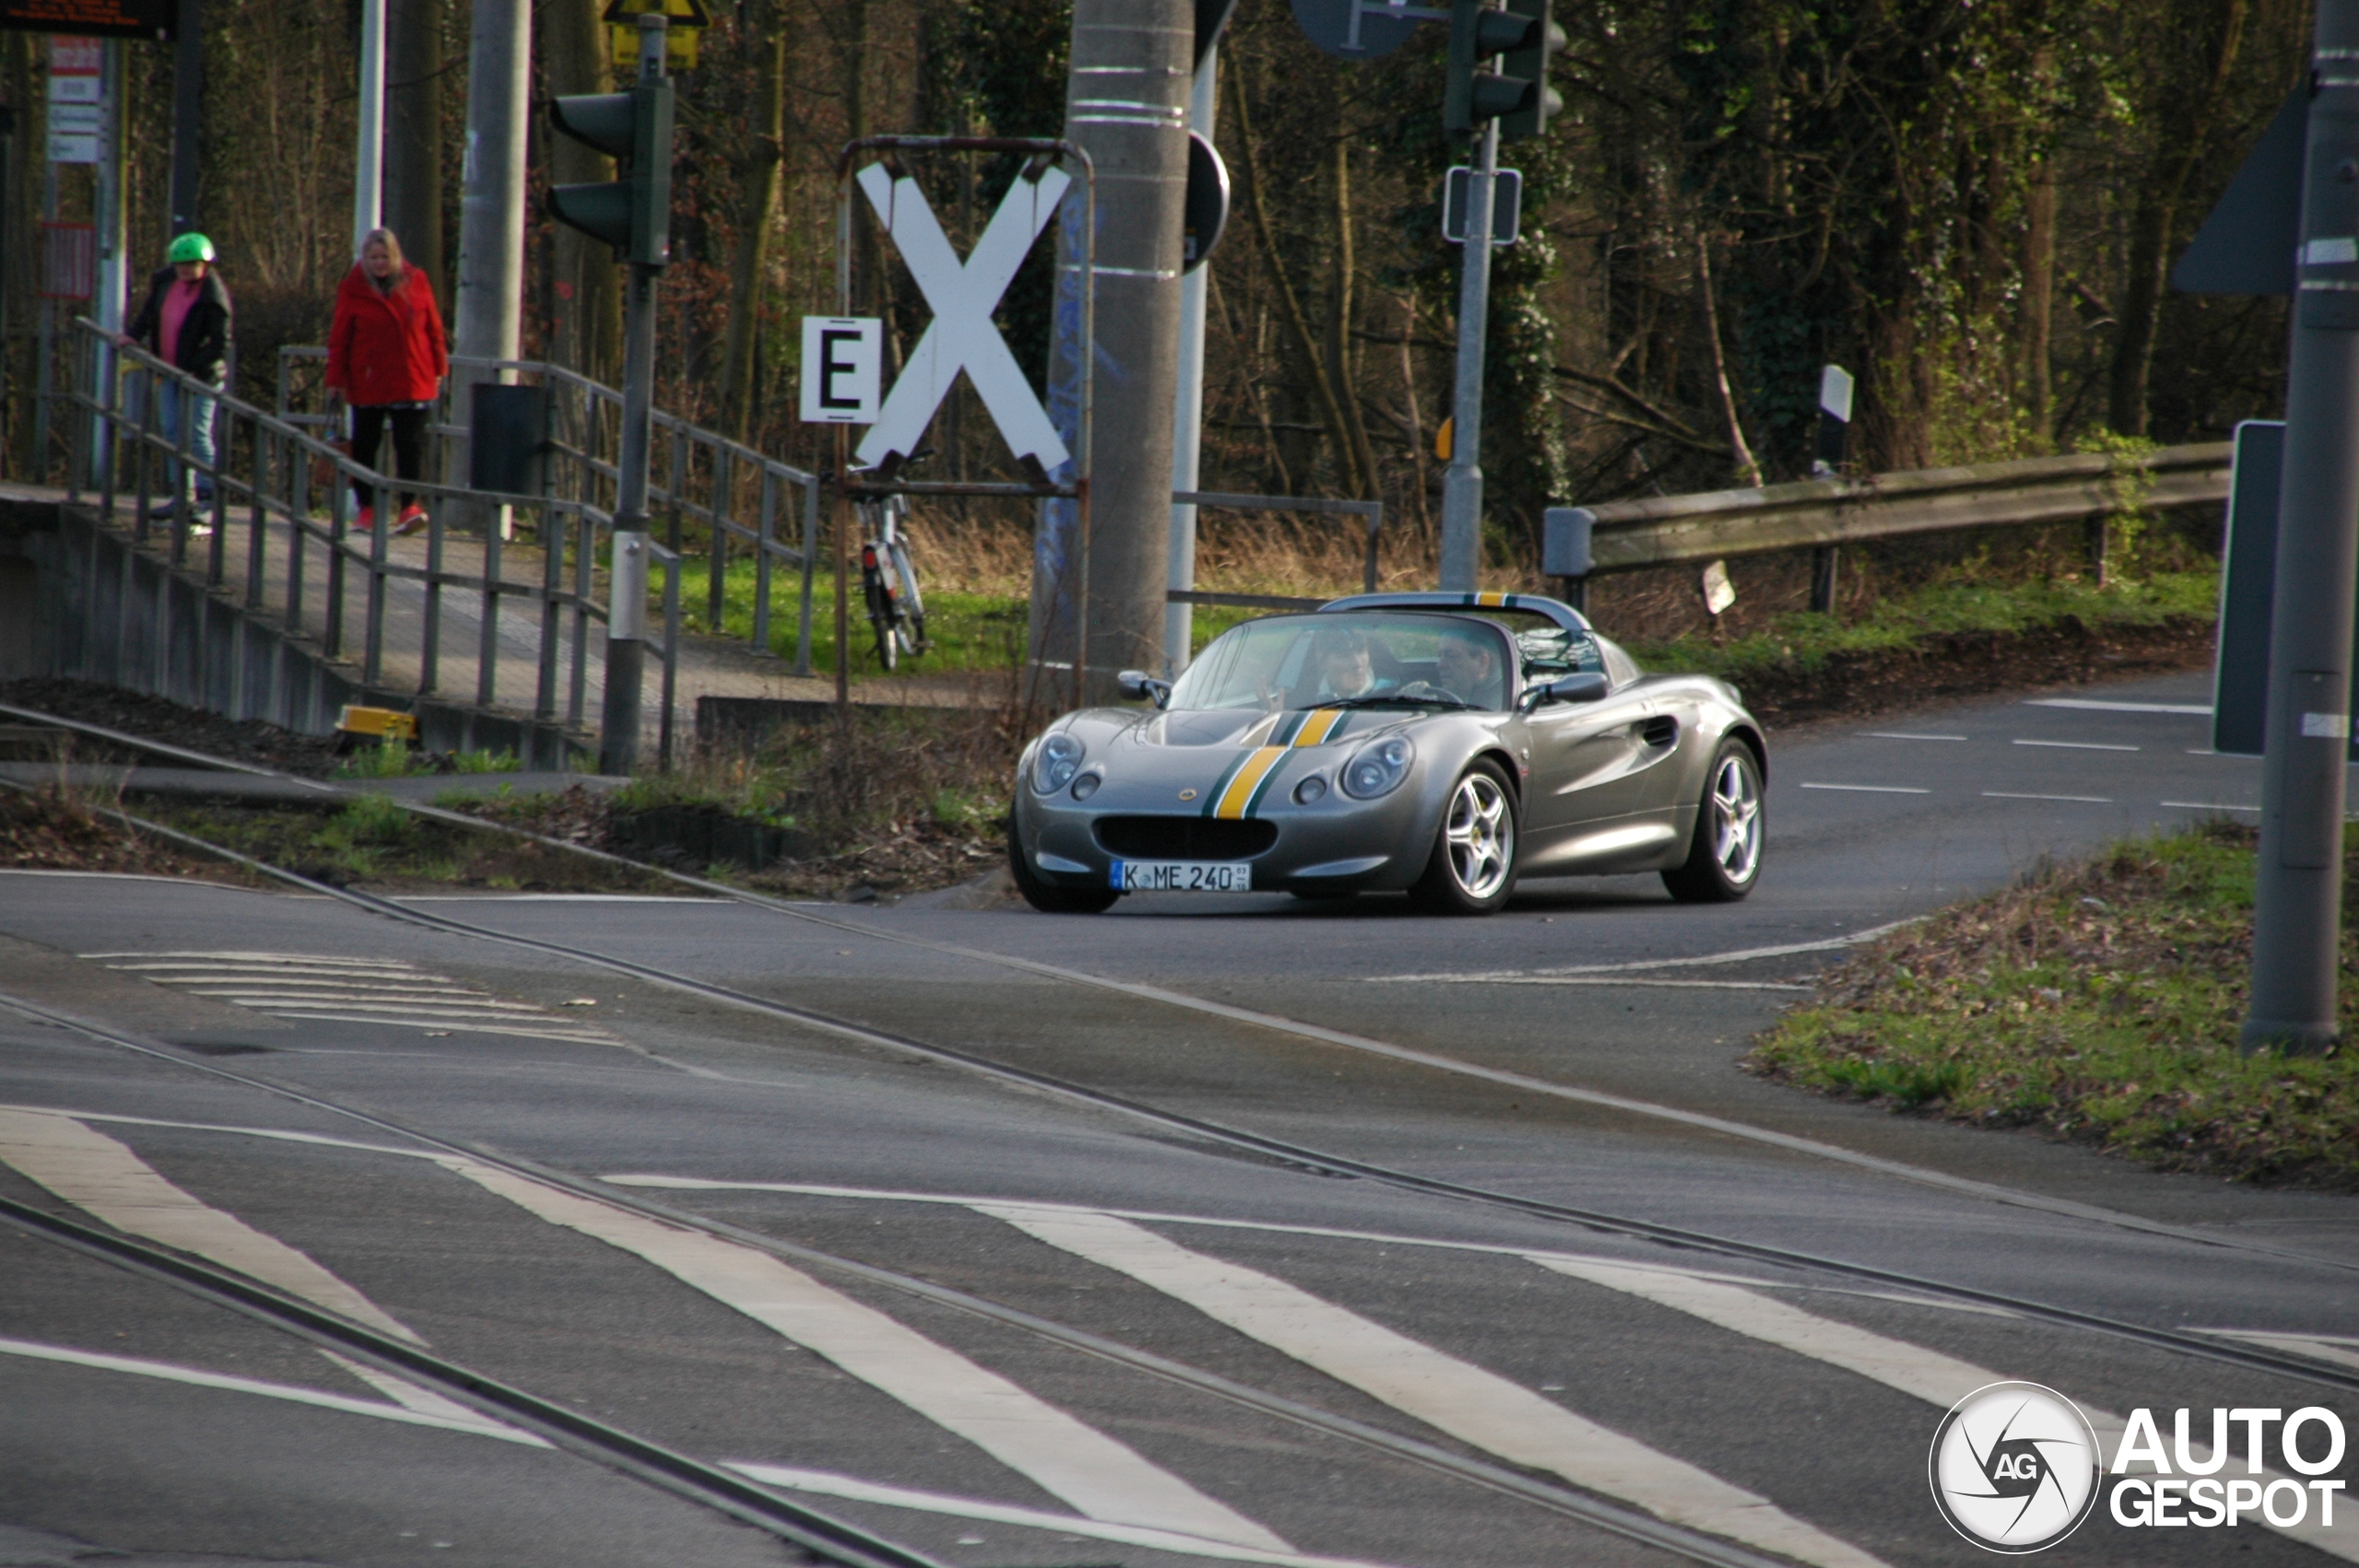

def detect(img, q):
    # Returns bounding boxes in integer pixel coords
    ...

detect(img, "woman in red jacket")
[325,228,449,534]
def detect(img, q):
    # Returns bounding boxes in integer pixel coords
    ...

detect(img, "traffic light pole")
[597,17,667,777]
[2243,0,2359,1052]
[1438,117,1497,592]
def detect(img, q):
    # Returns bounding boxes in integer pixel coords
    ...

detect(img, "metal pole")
[2243,0,2359,1054]
[89,40,127,493]
[452,0,529,530]
[170,0,203,238]
[1164,53,1218,678]
[1438,117,1497,592]
[599,18,666,777]
[354,0,386,255]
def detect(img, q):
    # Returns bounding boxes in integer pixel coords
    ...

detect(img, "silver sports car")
[1007,591,1766,915]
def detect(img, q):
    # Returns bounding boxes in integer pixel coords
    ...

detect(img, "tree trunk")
[2109,0,2248,437]
[719,20,785,446]
[2022,154,2056,443]
[384,0,445,291]
[1695,229,1762,486]
[1321,109,1379,499]
[544,0,619,384]
[1229,66,1366,499]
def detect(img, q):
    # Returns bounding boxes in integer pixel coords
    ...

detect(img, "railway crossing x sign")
[847,161,1074,472]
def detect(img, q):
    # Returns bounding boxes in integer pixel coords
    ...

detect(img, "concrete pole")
[2242,0,2359,1053]
[88,40,127,490]
[1037,0,1191,701]
[1163,53,1218,678]
[452,0,530,519]
[354,0,386,256]
[169,0,203,239]
[1437,118,1497,592]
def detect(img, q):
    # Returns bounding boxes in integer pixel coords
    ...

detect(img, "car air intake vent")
[1095,816,1278,860]
[1641,716,1678,749]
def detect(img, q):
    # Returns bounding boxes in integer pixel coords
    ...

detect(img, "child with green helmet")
[118,232,233,518]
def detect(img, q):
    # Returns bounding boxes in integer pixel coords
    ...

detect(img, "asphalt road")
[0,667,2352,1568]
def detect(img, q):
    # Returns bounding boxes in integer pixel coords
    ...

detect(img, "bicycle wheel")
[863,570,898,671]
[889,538,927,653]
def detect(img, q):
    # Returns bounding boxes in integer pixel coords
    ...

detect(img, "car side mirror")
[1522,672,1609,710]
[1116,669,1172,708]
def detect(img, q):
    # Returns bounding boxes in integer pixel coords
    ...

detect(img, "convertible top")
[1317,591,1592,634]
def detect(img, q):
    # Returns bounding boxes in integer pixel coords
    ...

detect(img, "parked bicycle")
[858,490,928,670]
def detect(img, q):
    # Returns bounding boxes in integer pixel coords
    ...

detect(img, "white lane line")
[2162,801,2260,812]
[2190,1329,2359,1375]
[0,1104,438,1160]
[0,1336,544,1445]
[1798,782,1930,794]
[2012,738,2139,752]
[731,1464,1401,1568]
[1980,791,2113,804]
[2024,698,2211,715]
[446,1162,1289,1551]
[261,1012,615,1045]
[314,1350,545,1442]
[80,951,417,966]
[0,1109,422,1343]
[1379,920,1919,985]
[601,1176,2013,1316]
[391,894,733,904]
[185,995,558,1015]
[1449,977,1813,992]
[981,1206,1889,1568]
[1531,1258,2354,1563]
[1863,732,1966,742]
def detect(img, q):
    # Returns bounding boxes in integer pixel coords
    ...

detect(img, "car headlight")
[1032,731,1085,794]
[1070,771,1101,802]
[1340,736,1414,800]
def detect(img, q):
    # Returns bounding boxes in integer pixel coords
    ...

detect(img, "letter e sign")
[799,317,882,425]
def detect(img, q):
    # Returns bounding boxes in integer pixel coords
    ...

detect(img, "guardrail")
[67,319,687,765]
[1560,442,2232,598]
[277,345,818,675]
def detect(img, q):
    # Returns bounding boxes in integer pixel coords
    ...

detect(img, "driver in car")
[1402,626,1501,708]
[1309,626,1395,702]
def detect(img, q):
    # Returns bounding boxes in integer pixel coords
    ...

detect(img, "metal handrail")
[68,318,683,768]
[276,345,819,674]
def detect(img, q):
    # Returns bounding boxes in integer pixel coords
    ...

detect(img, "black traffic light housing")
[1444,0,1562,136]
[547,77,675,267]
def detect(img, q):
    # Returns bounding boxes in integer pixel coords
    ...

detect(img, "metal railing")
[66,319,687,766]
[1566,442,2232,576]
[277,345,818,675]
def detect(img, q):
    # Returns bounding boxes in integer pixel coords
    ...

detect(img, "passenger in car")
[1308,626,1397,702]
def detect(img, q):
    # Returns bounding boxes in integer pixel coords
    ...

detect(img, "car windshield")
[1166,612,1515,714]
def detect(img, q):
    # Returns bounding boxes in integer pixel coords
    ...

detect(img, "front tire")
[1007,816,1119,914]
[1409,760,1520,915]
[1661,739,1764,902]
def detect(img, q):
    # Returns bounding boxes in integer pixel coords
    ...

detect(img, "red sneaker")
[395,504,429,536]
[351,505,376,532]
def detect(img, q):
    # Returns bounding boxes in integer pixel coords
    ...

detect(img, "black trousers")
[350,404,429,510]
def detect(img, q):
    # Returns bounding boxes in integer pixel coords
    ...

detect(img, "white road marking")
[1980,791,2113,804]
[0,1336,545,1445]
[82,951,618,1046]
[729,1464,1402,1568]
[1449,977,1813,991]
[0,1109,421,1343]
[445,1162,1289,1551]
[0,1104,438,1159]
[2162,800,2261,812]
[2190,1328,2359,1374]
[79,951,417,965]
[981,1205,1889,1568]
[2012,738,2139,752]
[1379,920,1919,984]
[1532,1258,2355,1562]
[1798,782,1930,794]
[1863,732,1966,742]
[2024,698,2211,715]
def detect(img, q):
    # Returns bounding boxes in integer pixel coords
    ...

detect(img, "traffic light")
[546,78,675,267]
[1498,0,1565,140]
[1444,0,1556,135]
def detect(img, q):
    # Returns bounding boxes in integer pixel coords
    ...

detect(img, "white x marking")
[853,163,1074,471]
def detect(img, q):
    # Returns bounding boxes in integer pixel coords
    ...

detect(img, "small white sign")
[47,76,103,105]
[47,134,100,166]
[47,103,101,133]
[2303,237,2359,267]
[1818,363,1856,422]
[1700,558,1737,616]
[799,317,882,425]
[2300,710,2350,739]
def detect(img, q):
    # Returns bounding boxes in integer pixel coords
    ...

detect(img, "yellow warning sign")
[602,0,711,69]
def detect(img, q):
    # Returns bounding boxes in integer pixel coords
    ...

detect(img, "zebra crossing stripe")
[1532,1258,2357,1563]
[443,1162,1292,1553]
[979,1205,1891,1568]
[0,1108,422,1343]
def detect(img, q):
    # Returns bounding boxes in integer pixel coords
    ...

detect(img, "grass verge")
[1746,820,2359,1189]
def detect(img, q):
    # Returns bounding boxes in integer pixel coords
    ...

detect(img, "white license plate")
[1111,860,1253,893]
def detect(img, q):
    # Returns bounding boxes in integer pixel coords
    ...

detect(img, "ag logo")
[1929,1381,2101,1552]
